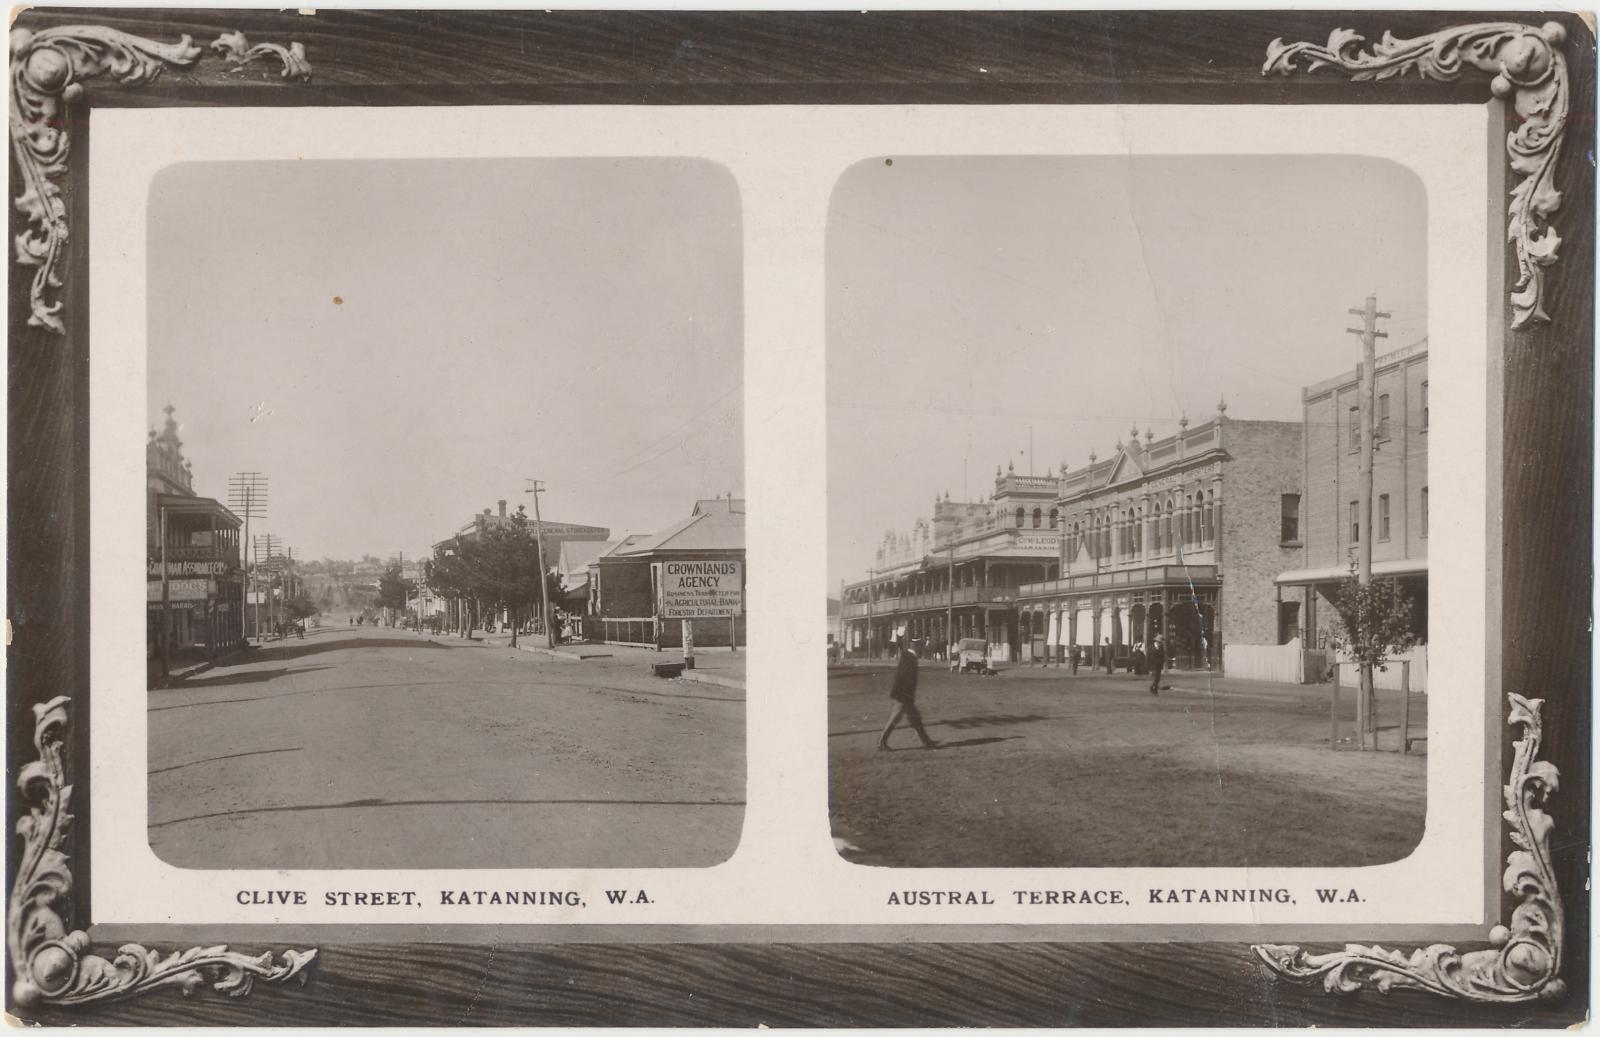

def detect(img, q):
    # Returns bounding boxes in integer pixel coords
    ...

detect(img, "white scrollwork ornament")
[1255,693,1566,1002]
[9,697,318,1007]
[8,25,311,335]
[1264,21,1570,330]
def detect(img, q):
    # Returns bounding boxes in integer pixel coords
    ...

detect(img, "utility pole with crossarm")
[524,479,554,649]
[1347,293,1389,748]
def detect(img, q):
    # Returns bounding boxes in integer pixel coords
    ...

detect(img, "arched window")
[1032,507,1042,529]
[1163,500,1174,552]
[1049,508,1059,529]
[1016,506,1026,528]
[1203,491,1214,543]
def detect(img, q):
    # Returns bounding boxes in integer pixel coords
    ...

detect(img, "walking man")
[877,638,939,751]
[1103,637,1114,674]
[1148,635,1165,696]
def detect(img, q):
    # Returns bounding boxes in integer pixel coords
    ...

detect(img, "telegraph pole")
[524,479,554,649]
[1348,293,1389,749]
[227,472,268,645]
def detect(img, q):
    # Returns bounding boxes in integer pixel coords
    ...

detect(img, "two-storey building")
[146,404,244,664]
[841,464,1063,663]
[1015,406,1302,671]
[1274,341,1429,689]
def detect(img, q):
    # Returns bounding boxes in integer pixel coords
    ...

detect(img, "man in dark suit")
[1148,636,1165,696]
[877,638,939,751]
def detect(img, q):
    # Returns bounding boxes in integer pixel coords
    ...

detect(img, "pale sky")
[827,154,1427,587]
[149,158,743,562]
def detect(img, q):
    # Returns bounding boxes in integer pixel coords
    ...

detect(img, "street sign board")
[147,578,213,602]
[148,559,228,577]
[658,560,743,619]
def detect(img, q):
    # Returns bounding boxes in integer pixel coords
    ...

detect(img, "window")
[1048,508,1058,529]
[1032,507,1042,529]
[1349,500,1359,543]
[1280,493,1301,543]
[1203,492,1214,543]
[1015,506,1026,528]
[1421,486,1429,537]
[1421,381,1429,430]
[1349,406,1360,451]
[1378,493,1391,541]
[1377,393,1391,440]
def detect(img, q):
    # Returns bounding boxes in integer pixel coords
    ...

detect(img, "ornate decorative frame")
[6,10,1591,1026]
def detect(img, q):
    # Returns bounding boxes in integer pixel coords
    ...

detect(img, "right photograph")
[826,155,1430,868]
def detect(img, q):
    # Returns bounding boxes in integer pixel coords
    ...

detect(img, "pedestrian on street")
[1148,636,1166,696]
[1070,643,1080,674]
[877,638,939,751]
[1103,637,1114,674]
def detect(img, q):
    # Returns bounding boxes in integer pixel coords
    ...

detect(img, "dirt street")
[830,663,1427,868]
[149,627,745,868]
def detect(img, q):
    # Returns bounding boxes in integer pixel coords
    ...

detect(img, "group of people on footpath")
[875,634,1169,751]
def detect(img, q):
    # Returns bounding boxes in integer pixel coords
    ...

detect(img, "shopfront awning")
[1275,558,1428,587]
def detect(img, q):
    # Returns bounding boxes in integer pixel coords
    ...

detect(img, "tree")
[426,509,560,646]
[285,593,320,623]
[377,562,414,620]
[1328,567,1421,746]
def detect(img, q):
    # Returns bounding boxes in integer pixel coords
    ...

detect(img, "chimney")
[498,499,507,518]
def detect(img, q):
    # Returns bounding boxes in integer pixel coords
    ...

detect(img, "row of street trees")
[423,506,562,648]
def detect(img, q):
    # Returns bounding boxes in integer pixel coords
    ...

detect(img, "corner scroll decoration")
[10,696,318,1007]
[9,25,312,335]
[1263,21,1569,330]
[1254,693,1565,1002]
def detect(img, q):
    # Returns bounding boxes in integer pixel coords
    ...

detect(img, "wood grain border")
[7,8,1591,1026]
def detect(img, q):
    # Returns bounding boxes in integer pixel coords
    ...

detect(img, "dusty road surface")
[149,627,745,868]
[829,663,1426,868]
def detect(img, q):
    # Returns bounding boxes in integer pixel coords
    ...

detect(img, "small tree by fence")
[1328,567,1421,749]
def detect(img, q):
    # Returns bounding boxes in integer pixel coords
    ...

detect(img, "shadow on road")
[161,665,334,691]
[933,736,1020,749]
[942,713,1051,731]
[246,636,451,664]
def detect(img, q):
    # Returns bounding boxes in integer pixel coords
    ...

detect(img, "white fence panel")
[1223,640,1305,684]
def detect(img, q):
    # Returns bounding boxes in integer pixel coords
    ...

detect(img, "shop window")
[1378,493,1391,541]
[1280,493,1301,544]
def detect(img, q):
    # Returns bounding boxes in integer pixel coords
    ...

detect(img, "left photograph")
[144,158,746,869]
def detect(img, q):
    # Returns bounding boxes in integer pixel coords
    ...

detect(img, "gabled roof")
[1102,446,1146,488]
[557,539,610,576]
[613,498,745,556]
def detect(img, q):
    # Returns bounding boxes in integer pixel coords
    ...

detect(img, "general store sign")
[659,560,743,619]
[148,559,228,577]
[147,578,214,602]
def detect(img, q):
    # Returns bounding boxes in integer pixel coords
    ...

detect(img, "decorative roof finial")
[995,465,1002,479]
[1130,423,1139,441]
[1145,427,1154,444]
[1217,394,1228,416]
[1179,412,1189,431]
[1089,449,1098,464]
[1007,459,1014,473]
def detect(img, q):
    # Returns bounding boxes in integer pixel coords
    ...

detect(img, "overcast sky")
[827,154,1427,588]
[149,158,742,562]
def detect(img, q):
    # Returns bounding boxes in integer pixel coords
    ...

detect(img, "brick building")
[1275,341,1428,688]
[1015,406,1303,671]
[587,497,746,648]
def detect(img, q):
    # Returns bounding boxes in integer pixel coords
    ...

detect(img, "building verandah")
[1016,564,1220,670]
